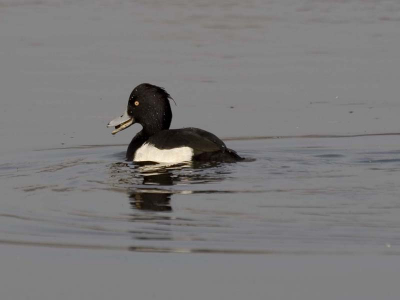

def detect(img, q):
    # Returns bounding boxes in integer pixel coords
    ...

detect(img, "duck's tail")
[226,148,245,162]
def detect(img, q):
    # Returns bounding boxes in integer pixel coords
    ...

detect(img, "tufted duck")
[107,83,243,163]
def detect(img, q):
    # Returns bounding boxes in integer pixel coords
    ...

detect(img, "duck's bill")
[107,109,135,135]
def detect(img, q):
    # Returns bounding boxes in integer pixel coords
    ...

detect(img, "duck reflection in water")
[128,162,227,212]
[129,171,174,211]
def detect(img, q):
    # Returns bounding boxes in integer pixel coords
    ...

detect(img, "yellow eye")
[134,101,139,106]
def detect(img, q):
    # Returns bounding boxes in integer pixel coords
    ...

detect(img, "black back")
[148,128,225,154]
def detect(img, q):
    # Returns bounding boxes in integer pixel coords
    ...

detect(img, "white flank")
[134,143,194,163]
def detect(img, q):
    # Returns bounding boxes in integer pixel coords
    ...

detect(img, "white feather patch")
[134,143,194,163]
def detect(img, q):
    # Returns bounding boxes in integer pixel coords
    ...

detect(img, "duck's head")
[107,83,173,136]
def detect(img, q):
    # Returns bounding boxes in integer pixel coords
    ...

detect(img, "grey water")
[2,134,400,255]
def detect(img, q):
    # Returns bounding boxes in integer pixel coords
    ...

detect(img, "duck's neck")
[142,123,168,137]
[140,104,172,137]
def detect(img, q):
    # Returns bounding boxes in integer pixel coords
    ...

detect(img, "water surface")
[1,134,400,255]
